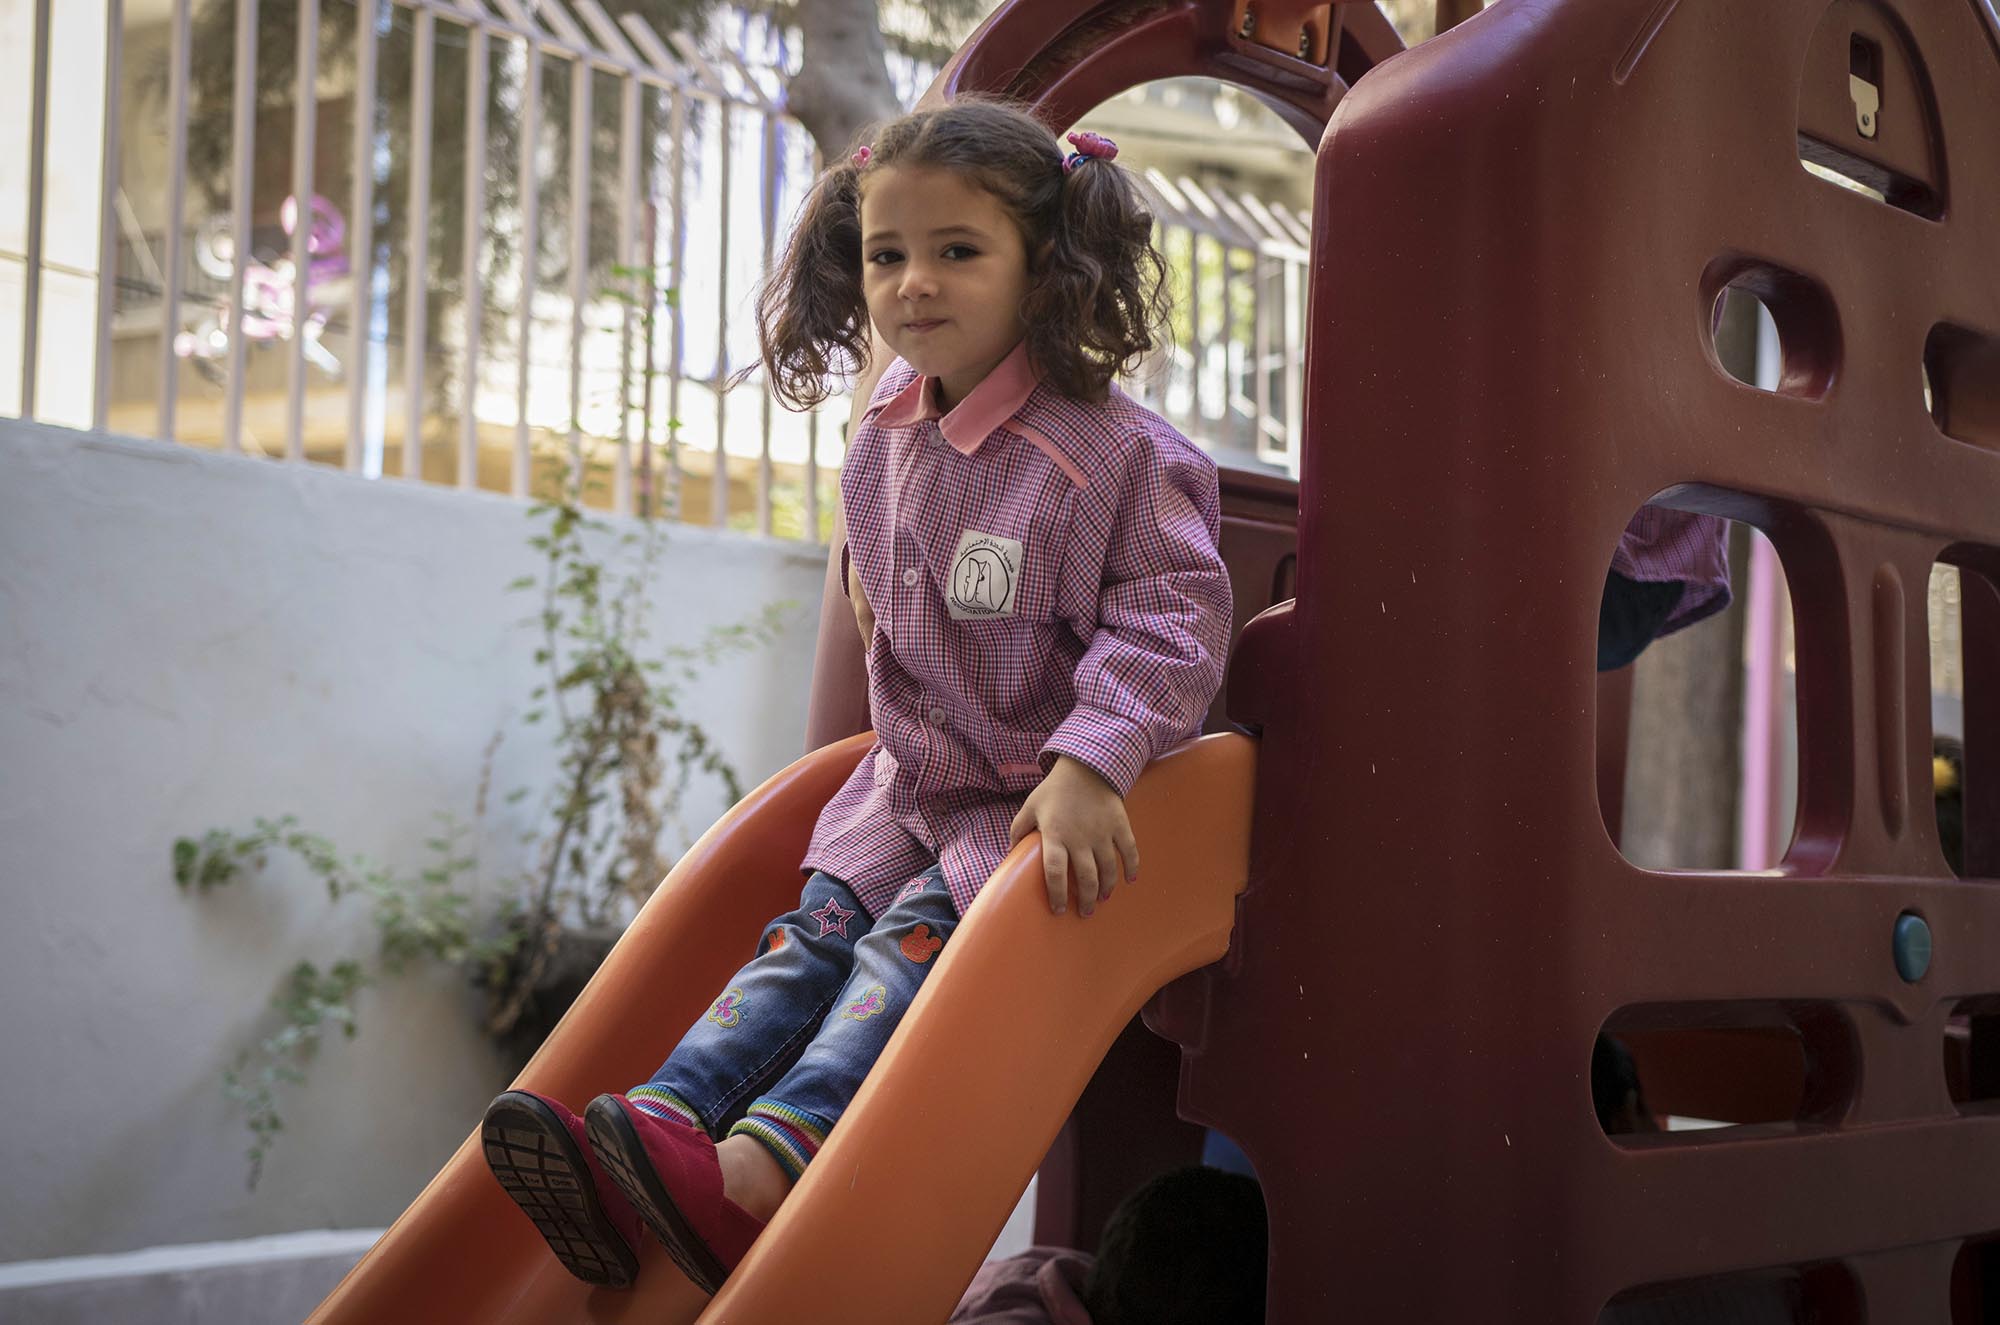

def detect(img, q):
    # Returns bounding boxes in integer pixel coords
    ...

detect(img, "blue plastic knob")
[1893,912,1932,983]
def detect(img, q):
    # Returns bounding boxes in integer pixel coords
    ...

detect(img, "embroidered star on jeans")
[811,897,855,939]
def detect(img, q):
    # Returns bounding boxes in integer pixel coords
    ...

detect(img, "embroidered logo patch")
[708,988,746,1028]
[947,529,1023,620]
[811,897,855,939]
[842,984,890,1021]
[767,927,788,954]
[900,923,944,964]
[895,879,929,905]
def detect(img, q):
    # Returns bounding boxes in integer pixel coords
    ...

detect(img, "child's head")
[1592,1032,1659,1135]
[756,97,1168,410]
[1084,1166,1268,1325]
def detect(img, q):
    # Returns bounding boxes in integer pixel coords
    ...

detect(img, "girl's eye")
[867,250,902,267]
[942,244,979,260]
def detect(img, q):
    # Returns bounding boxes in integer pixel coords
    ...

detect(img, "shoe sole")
[481,1091,639,1289]
[585,1096,731,1296]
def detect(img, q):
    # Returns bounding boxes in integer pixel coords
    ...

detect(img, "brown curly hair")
[755,97,1169,410]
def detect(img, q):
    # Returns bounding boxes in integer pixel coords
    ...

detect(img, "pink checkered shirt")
[1612,505,1733,633]
[804,344,1233,917]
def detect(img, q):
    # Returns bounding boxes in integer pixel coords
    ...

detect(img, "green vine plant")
[173,817,488,1188]
[177,267,789,1186]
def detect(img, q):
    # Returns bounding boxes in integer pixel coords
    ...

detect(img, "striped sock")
[727,1098,831,1182]
[625,1085,703,1130]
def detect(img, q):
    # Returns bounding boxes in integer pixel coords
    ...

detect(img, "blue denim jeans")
[630,866,958,1177]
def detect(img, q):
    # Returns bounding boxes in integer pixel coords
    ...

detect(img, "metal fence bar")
[757,108,779,536]
[286,0,319,463]
[711,94,732,529]
[532,0,590,51]
[1186,225,1203,428]
[574,0,641,67]
[93,0,124,433]
[1204,185,1268,432]
[512,28,540,497]
[18,6,1319,533]
[346,0,379,473]
[155,0,192,442]
[221,0,258,455]
[459,18,488,489]
[1180,178,1255,449]
[21,0,52,421]
[566,51,590,476]
[402,5,434,479]
[802,139,823,543]
[635,200,657,515]
[615,71,641,516]
[414,0,680,94]
[664,86,688,518]
[618,12,680,519]
[716,42,779,535]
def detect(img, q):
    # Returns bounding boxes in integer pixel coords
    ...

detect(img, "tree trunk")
[1620,521,1753,869]
[788,0,903,162]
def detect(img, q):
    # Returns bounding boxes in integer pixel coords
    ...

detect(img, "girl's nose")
[898,262,937,301]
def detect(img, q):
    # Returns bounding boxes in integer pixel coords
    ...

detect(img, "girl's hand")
[846,550,875,646]
[1008,756,1140,917]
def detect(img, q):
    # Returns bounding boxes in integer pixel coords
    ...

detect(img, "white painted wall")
[0,419,825,1260]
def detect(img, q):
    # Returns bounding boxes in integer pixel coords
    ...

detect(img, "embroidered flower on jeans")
[707,988,746,1028]
[842,984,890,1021]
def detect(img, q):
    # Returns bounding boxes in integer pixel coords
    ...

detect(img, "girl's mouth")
[904,319,946,334]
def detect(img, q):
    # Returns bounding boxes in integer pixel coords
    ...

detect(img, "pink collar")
[874,341,1041,456]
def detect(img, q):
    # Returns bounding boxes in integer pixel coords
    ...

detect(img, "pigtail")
[752,156,870,411]
[1019,154,1170,403]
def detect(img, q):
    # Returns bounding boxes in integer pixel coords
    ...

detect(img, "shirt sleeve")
[1609,505,1733,638]
[948,1249,1095,1324]
[1040,433,1233,797]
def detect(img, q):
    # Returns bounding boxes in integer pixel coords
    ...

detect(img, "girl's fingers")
[1042,842,1069,914]
[1072,848,1101,917]
[1009,802,1033,845]
[1094,845,1121,905]
[1116,823,1140,883]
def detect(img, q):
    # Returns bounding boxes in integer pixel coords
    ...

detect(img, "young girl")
[481,98,1233,1296]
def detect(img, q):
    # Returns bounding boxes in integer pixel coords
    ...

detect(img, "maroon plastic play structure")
[802,0,2000,1317]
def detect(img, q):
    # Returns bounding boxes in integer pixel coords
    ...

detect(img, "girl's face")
[859,165,1032,410]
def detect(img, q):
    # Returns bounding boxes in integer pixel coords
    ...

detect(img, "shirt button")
[902,568,920,587]
[928,707,947,727]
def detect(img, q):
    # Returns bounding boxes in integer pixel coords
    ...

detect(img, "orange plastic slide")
[311,730,1254,1325]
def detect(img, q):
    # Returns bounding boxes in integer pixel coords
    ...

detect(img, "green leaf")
[172,837,199,888]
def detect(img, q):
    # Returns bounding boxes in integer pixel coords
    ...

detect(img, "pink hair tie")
[1062,131,1118,174]
[851,144,872,168]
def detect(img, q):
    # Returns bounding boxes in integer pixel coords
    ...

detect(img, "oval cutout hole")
[1930,563,1966,877]
[1600,1259,1859,1324]
[1702,259,1840,400]
[1925,324,2000,452]
[1597,1002,1853,1143]
[1953,1232,2000,1324]
[1945,996,2000,1110]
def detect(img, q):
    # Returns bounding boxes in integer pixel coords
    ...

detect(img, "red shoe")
[584,1093,767,1296]
[481,1090,643,1288]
